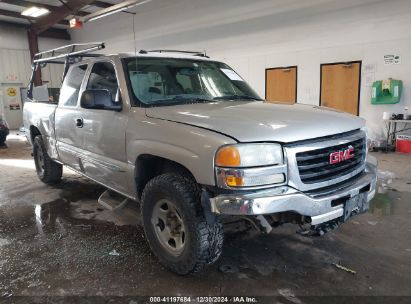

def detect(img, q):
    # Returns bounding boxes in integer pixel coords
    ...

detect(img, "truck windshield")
[124,57,262,106]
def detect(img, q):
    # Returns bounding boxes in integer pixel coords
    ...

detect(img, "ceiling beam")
[0,20,70,40]
[31,0,96,34]
[0,8,32,20]
[0,0,89,17]
[91,1,113,8]
[27,29,42,86]
[39,27,71,40]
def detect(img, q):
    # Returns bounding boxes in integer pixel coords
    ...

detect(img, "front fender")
[126,118,236,187]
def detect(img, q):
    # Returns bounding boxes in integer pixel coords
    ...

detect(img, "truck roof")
[117,51,214,61]
[71,52,216,67]
[27,43,216,99]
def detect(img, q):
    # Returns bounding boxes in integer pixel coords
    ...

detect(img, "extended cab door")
[79,60,129,194]
[55,64,88,170]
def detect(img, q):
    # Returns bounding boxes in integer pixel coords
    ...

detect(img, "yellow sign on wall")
[7,87,17,97]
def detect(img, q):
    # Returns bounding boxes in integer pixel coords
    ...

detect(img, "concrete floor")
[1,132,411,301]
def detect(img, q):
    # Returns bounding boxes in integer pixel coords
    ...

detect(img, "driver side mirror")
[80,89,122,111]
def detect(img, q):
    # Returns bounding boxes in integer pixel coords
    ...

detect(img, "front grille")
[296,137,366,184]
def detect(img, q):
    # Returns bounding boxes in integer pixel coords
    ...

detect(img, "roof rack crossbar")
[34,42,104,57]
[140,49,209,58]
[33,42,105,64]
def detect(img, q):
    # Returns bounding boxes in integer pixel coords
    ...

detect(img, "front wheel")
[141,173,224,275]
[33,136,62,185]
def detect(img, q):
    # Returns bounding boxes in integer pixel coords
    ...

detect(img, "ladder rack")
[28,42,105,99]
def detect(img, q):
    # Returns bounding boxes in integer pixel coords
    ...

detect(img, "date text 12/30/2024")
[149,297,258,303]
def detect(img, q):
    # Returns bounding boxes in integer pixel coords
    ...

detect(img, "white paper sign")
[384,54,401,65]
[220,68,243,81]
[364,73,375,87]
[363,63,376,73]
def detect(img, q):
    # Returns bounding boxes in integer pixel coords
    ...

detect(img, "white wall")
[0,24,66,87]
[0,24,66,126]
[69,0,411,140]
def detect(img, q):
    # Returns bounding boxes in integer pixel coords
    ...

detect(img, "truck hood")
[145,101,365,143]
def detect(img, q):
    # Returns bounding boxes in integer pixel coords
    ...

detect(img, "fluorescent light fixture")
[82,0,152,22]
[21,6,50,18]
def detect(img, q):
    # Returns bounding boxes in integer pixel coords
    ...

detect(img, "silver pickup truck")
[23,43,377,274]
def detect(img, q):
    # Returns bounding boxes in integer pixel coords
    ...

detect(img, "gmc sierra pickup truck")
[23,43,377,275]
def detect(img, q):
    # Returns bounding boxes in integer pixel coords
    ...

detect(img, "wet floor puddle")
[368,169,400,217]
[369,193,395,216]
[0,198,151,295]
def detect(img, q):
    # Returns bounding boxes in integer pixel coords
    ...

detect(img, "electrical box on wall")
[371,78,403,104]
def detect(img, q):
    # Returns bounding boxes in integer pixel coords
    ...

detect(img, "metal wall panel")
[0,48,63,87]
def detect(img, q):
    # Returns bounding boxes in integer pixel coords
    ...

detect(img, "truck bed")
[23,101,57,146]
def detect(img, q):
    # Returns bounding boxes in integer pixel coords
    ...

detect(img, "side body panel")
[124,107,236,197]
[55,107,85,170]
[23,102,59,160]
[76,57,130,194]
[80,108,129,194]
[54,63,89,170]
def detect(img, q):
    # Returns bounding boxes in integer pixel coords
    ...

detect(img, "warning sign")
[7,87,17,97]
[9,104,21,110]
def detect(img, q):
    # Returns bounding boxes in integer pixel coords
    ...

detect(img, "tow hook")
[256,215,273,234]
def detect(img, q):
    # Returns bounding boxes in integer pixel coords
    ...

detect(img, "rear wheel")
[33,136,62,184]
[141,173,224,275]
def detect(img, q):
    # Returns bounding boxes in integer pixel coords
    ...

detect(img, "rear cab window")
[59,64,88,107]
[86,61,121,103]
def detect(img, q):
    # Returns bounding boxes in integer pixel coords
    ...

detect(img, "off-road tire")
[141,173,224,275]
[33,135,63,185]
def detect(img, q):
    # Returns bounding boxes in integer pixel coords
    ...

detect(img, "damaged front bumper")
[210,159,377,226]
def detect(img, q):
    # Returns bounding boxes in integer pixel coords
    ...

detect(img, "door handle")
[75,118,84,128]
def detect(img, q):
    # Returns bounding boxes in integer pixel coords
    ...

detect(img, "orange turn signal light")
[215,146,241,167]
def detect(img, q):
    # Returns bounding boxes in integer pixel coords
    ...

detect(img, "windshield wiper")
[150,96,213,106]
[213,94,262,101]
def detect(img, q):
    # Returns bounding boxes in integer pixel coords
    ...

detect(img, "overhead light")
[82,0,152,23]
[21,6,50,18]
[69,18,83,29]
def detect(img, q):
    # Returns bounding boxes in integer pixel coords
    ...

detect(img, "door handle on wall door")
[75,118,84,128]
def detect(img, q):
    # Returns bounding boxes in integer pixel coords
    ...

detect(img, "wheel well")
[30,126,41,143]
[135,154,196,199]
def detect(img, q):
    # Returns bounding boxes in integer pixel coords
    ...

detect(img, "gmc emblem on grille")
[329,146,355,164]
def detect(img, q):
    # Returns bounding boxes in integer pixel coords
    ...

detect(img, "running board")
[98,189,130,211]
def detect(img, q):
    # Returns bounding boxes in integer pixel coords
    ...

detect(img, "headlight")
[215,144,286,189]
[215,143,283,167]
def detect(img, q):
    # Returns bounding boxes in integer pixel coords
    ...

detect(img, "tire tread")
[33,136,62,184]
[141,173,223,274]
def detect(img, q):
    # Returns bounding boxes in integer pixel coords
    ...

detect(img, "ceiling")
[0,0,123,30]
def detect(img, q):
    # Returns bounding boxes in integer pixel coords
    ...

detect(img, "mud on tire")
[33,135,63,185]
[141,173,224,275]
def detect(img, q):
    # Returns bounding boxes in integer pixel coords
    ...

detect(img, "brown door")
[265,66,297,104]
[320,61,361,115]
